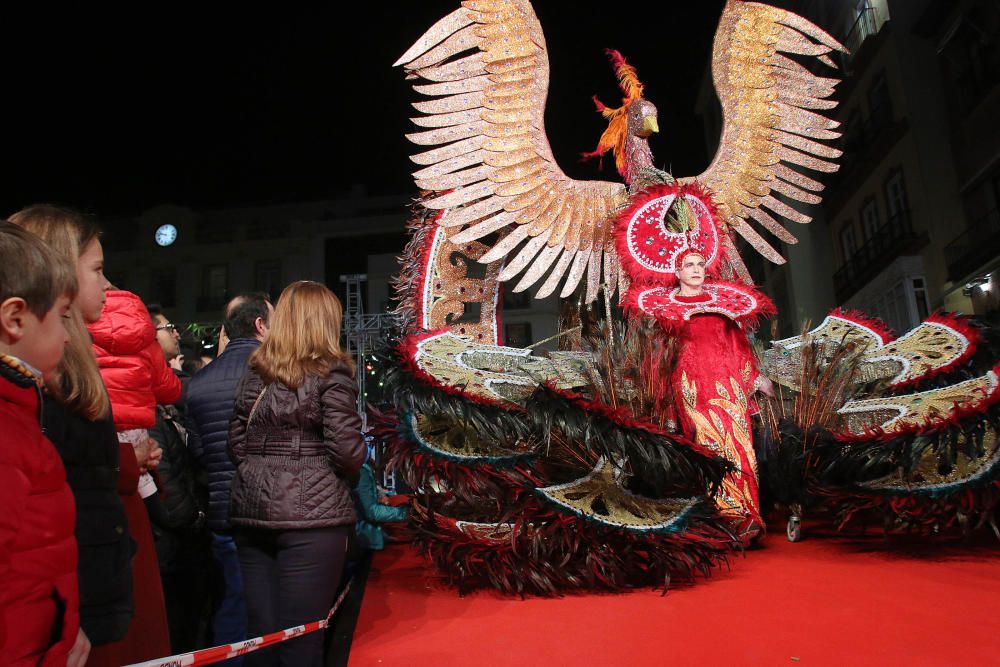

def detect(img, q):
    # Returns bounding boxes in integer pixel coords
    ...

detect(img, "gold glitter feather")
[490,157,543,183]
[397,0,626,304]
[480,224,529,264]
[526,191,568,236]
[415,53,487,82]
[415,165,489,191]
[562,247,593,299]
[498,227,553,281]
[394,8,474,67]
[412,150,485,180]
[513,242,563,292]
[748,207,799,244]
[410,110,480,131]
[410,136,486,166]
[448,210,519,244]
[513,188,558,224]
[768,177,822,206]
[548,194,577,248]
[413,75,490,96]
[534,247,574,298]
[585,249,602,303]
[761,195,812,225]
[436,197,505,228]
[679,0,846,267]
[405,25,481,71]
[424,180,496,210]
[562,195,585,253]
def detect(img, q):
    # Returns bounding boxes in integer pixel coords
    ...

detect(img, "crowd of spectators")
[0,207,407,667]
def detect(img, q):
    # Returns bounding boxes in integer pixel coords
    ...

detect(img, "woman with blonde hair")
[229,280,365,666]
[9,205,168,665]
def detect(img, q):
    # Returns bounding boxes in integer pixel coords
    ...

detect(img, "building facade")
[102,186,561,348]
[929,0,1000,321]
[693,0,1000,335]
[102,187,411,327]
[810,0,999,330]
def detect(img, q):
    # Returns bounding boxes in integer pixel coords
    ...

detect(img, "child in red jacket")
[88,289,181,433]
[0,223,89,667]
[86,289,180,661]
[88,289,181,482]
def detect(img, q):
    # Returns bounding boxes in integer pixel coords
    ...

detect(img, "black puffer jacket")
[228,363,365,529]
[185,338,258,531]
[42,396,134,645]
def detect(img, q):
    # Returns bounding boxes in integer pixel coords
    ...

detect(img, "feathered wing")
[681,0,848,276]
[396,0,628,304]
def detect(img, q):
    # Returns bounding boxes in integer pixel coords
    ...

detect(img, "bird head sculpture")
[584,50,658,186]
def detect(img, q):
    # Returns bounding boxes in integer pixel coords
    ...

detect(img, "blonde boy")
[0,222,89,667]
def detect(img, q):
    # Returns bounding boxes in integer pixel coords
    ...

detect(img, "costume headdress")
[614,183,722,286]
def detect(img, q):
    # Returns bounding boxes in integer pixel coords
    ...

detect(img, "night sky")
[1,2,728,219]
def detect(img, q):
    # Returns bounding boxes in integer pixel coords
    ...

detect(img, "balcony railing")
[944,208,1000,282]
[834,209,927,302]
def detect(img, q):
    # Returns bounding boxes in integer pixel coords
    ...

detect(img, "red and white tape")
[124,580,353,667]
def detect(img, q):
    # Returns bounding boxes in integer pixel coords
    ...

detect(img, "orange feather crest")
[583,50,647,177]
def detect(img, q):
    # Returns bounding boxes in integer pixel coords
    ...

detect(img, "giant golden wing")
[681,1,847,269]
[396,0,628,303]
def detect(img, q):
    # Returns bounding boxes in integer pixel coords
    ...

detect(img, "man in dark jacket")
[185,293,271,659]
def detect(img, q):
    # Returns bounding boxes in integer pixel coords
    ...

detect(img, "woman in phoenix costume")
[379,0,847,594]
[613,186,776,541]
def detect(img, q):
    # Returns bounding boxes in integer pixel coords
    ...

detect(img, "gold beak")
[642,116,659,135]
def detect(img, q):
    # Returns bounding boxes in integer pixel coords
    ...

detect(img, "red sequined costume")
[617,183,776,543]
[672,295,764,541]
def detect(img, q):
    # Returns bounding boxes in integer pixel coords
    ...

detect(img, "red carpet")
[349,527,1000,666]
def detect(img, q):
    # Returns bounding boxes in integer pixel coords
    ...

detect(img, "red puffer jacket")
[87,290,181,430]
[0,354,80,666]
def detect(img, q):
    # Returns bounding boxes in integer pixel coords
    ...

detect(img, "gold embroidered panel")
[771,313,888,353]
[419,221,505,343]
[538,457,699,532]
[765,314,976,389]
[838,370,999,436]
[765,313,892,388]
[860,427,1000,492]
[414,331,590,405]
[864,320,974,387]
[410,413,530,461]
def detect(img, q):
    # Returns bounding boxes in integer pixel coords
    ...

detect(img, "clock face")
[155,224,177,247]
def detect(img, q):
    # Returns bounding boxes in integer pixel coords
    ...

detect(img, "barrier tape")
[124,579,353,667]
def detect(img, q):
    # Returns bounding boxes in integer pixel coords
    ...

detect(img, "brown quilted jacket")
[227,363,365,529]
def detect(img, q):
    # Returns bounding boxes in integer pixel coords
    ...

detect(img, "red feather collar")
[623,280,776,331]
